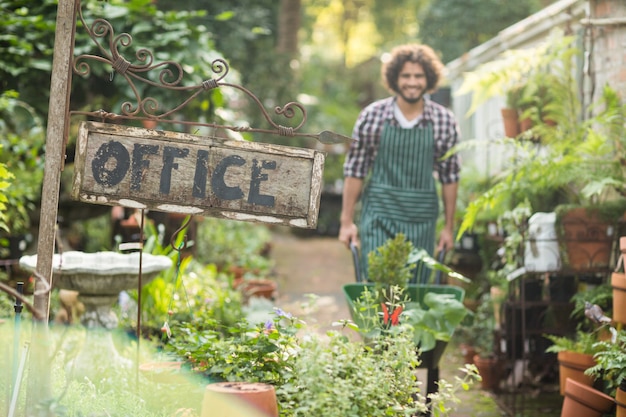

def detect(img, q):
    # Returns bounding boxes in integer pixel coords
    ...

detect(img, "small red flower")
[381,303,403,326]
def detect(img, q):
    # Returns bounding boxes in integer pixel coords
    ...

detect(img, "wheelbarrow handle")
[434,249,446,285]
[349,241,363,283]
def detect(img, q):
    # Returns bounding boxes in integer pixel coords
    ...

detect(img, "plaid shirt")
[343,96,461,184]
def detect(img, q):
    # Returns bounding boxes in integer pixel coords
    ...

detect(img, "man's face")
[396,61,427,104]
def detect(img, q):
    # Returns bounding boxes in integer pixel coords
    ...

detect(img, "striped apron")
[359,121,438,284]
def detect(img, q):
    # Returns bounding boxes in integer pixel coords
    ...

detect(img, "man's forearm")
[341,177,364,225]
[441,182,458,231]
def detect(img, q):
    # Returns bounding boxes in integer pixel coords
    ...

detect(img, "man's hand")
[339,223,359,249]
[437,228,454,252]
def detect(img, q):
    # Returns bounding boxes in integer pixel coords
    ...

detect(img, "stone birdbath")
[19,251,172,379]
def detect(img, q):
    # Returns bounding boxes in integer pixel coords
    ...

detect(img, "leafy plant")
[352,285,469,352]
[586,329,626,396]
[194,217,273,275]
[0,150,12,235]
[367,233,415,288]
[544,330,603,356]
[0,90,45,237]
[402,292,470,351]
[280,325,424,417]
[456,291,496,357]
[166,308,301,386]
[451,30,626,238]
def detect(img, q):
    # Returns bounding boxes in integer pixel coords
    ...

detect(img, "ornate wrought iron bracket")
[70,2,352,146]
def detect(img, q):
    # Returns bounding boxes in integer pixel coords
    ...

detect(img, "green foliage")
[166,308,301,385]
[456,29,573,116]
[403,292,470,350]
[118,218,243,336]
[164,299,479,417]
[0,90,45,237]
[194,217,273,273]
[463,292,496,356]
[367,233,415,288]
[544,330,602,356]
[408,248,471,285]
[0,157,12,234]
[280,326,424,417]
[1,0,229,123]
[74,0,225,122]
[586,329,626,396]
[352,285,469,352]
[453,31,626,237]
[0,0,58,116]
[420,0,542,64]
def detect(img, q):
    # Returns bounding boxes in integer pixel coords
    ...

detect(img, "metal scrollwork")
[70,2,351,144]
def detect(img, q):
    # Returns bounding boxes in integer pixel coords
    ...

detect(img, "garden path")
[269,227,506,417]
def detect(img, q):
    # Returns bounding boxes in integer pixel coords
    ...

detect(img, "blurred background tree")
[0,0,555,236]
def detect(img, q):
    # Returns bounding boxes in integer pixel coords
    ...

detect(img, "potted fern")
[545,330,603,396]
[586,328,626,415]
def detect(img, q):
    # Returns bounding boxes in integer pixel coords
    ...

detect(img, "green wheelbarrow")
[343,242,468,398]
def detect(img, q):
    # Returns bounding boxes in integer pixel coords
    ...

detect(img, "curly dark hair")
[382,44,444,94]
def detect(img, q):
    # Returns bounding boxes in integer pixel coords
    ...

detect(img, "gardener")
[338,43,461,283]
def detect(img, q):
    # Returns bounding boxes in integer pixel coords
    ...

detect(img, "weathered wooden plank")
[72,121,325,228]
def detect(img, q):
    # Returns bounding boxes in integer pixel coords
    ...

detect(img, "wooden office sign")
[72,121,325,228]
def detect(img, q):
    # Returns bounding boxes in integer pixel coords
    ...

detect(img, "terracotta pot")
[616,386,626,417]
[560,378,614,417]
[501,107,520,138]
[240,279,278,300]
[557,350,596,396]
[519,117,533,132]
[473,354,501,391]
[229,265,248,281]
[558,207,613,271]
[202,382,279,417]
[612,272,626,325]
[142,119,158,129]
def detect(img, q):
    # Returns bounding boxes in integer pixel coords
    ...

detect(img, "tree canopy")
[419,0,544,63]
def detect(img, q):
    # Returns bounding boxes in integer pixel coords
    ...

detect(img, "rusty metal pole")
[27,0,79,414]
